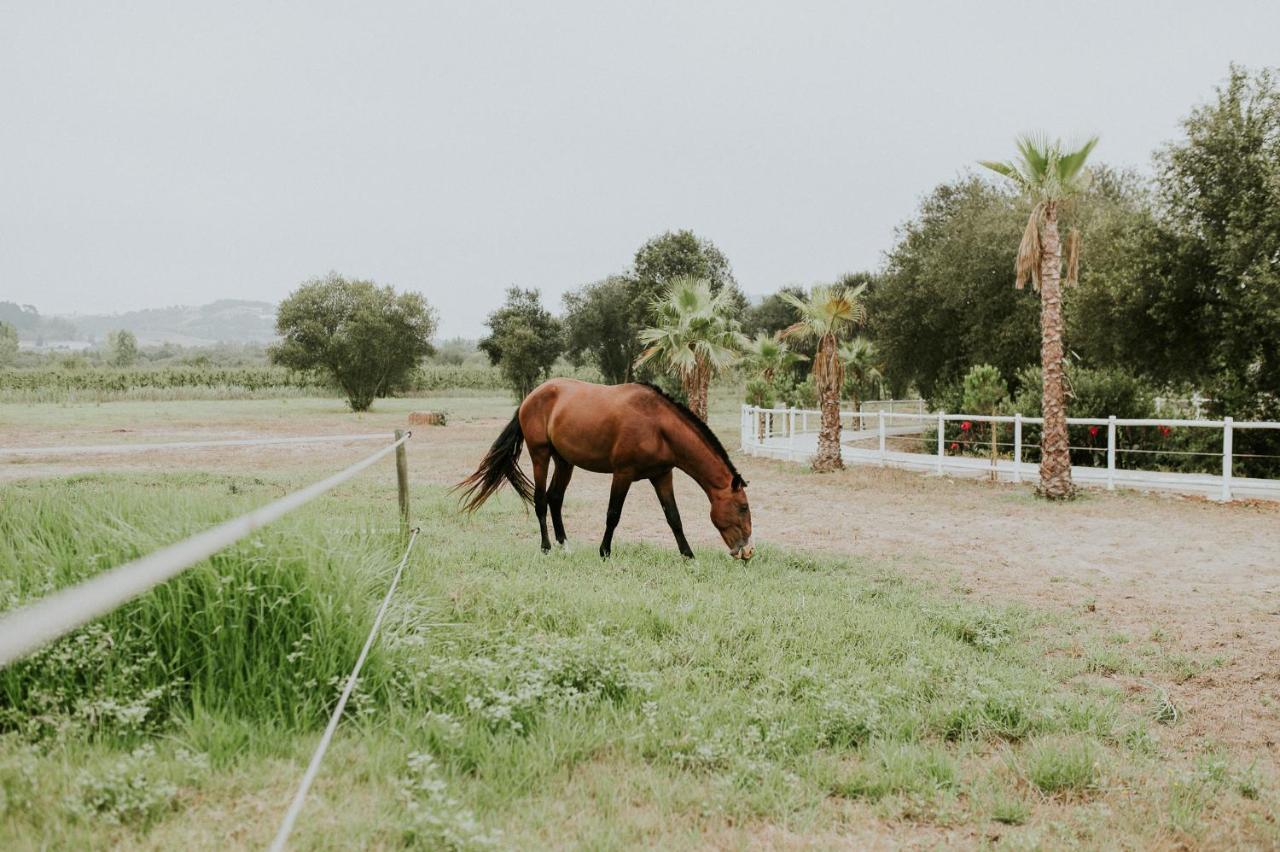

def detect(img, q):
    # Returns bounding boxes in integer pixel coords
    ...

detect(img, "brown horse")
[457,379,754,560]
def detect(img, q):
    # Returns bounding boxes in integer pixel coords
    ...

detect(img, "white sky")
[2,1,1278,338]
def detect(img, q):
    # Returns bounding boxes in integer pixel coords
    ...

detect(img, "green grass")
[0,474,1275,848]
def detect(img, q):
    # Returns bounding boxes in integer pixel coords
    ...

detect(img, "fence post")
[1013,414,1022,483]
[878,409,886,465]
[1106,416,1116,491]
[936,411,945,474]
[1221,416,1233,502]
[788,407,796,458]
[394,429,410,539]
[802,409,808,434]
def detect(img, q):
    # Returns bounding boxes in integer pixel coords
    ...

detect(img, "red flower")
[1089,426,1099,437]
[950,442,960,451]
[960,421,972,431]
[1158,425,1172,436]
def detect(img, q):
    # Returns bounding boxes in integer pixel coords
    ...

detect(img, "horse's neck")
[669,419,732,494]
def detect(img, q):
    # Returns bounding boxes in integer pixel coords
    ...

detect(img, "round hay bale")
[408,411,447,426]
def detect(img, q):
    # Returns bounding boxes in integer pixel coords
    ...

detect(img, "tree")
[1156,65,1280,421]
[782,283,867,472]
[635,276,746,420]
[867,178,1041,399]
[562,275,636,384]
[106,329,139,367]
[837,336,883,413]
[270,272,437,412]
[980,135,1098,499]
[479,287,564,399]
[0,321,18,367]
[961,364,1010,480]
[743,287,807,338]
[631,230,748,333]
[430,337,477,366]
[743,332,806,438]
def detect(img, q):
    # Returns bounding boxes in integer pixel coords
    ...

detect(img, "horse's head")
[710,474,753,560]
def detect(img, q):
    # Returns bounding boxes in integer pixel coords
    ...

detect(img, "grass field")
[1,394,1277,849]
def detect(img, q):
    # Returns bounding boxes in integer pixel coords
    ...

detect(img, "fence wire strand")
[269,527,421,852]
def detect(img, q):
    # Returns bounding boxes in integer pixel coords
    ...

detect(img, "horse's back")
[519,380,668,472]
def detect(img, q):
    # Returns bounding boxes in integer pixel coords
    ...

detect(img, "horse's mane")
[640,383,746,488]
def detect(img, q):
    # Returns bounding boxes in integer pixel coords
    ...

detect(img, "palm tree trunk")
[684,358,710,421]
[1038,202,1073,498]
[812,335,844,472]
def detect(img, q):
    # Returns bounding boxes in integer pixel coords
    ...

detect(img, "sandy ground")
[4,398,1278,780]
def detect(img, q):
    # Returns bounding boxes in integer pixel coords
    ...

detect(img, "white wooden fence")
[740,404,1280,502]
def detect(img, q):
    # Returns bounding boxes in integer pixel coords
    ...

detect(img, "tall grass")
[0,474,395,738]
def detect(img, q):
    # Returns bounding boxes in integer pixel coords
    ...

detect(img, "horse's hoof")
[541,544,551,554]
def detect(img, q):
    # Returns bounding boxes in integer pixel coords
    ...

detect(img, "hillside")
[1,300,280,345]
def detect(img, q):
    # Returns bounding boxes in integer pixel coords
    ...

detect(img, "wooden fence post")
[394,429,410,538]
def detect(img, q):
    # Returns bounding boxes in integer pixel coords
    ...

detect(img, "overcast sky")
[2,2,1278,338]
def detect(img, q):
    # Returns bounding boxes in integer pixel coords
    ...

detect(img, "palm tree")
[980,135,1097,499]
[781,283,867,472]
[744,332,806,439]
[635,275,745,420]
[837,336,883,414]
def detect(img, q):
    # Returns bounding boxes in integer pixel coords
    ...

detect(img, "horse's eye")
[739,505,748,514]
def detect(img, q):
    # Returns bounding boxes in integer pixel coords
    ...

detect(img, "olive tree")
[270,273,437,411]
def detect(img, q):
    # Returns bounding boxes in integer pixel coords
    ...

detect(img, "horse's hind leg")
[529,445,552,553]
[599,472,633,559]
[548,456,574,546]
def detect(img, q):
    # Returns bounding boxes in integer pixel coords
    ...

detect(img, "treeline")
[866,66,1279,423]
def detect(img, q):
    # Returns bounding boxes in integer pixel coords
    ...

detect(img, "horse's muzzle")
[732,538,755,561]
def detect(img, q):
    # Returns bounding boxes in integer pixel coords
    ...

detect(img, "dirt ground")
[4,396,1278,783]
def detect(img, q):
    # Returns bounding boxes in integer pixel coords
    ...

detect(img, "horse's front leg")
[599,472,633,559]
[651,470,694,559]
[530,447,552,553]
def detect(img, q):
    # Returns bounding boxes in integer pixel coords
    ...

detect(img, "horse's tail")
[455,410,534,513]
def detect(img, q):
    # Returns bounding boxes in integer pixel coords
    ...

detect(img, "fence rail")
[740,404,1280,502]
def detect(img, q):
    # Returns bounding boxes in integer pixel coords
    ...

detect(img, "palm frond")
[1015,204,1044,290]
[1056,136,1099,185]
[1065,227,1081,287]
[978,159,1019,180]
[1016,133,1051,179]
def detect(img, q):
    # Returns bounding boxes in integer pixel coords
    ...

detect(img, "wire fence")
[0,432,392,457]
[0,430,412,667]
[270,527,421,852]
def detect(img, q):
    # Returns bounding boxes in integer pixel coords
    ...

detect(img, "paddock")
[1,392,1277,848]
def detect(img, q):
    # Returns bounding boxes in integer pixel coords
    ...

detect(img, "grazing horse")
[457,379,754,560]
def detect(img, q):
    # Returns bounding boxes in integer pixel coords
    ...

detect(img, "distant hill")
[66,300,279,346]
